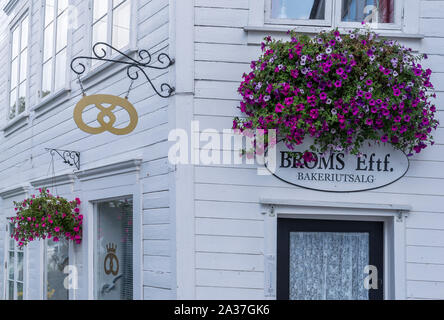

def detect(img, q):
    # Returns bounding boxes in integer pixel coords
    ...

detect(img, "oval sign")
[267,140,409,193]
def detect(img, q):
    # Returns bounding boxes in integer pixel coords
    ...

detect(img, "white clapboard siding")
[407,246,444,264]
[196,269,264,289]
[191,0,444,299]
[196,286,264,300]
[196,252,264,272]
[421,1,444,18]
[196,235,264,255]
[0,0,174,300]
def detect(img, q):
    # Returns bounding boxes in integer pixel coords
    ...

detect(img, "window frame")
[87,0,136,71]
[265,0,333,27]
[7,11,31,123]
[74,160,143,300]
[5,223,26,300]
[38,0,72,102]
[276,218,384,300]
[249,0,420,36]
[335,0,402,30]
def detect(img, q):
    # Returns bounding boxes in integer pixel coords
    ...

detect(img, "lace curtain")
[289,232,369,300]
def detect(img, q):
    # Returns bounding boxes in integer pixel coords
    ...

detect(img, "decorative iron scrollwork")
[45,149,80,170]
[70,42,175,98]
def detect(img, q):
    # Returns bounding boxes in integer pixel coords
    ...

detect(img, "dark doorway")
[277,219,384,300]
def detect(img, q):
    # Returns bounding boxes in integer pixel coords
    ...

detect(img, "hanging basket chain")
[51,152,58,196]
[77,74,86,97]
[125,79,135,100]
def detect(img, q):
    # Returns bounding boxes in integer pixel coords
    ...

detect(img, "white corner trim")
[260,198,411,213]
[30,174,76,188]
[0,184,31,199]
[171,0,196,300]
[75,159,142,181]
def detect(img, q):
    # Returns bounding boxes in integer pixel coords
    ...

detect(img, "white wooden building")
[0,0,443,300]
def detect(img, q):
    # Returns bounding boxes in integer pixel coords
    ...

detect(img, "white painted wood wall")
[0,0,443,300]
[191,0,444,300]
[0,0,174,300]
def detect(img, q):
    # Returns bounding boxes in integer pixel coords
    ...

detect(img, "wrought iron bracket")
[70,42,175,98]
[46,149,81,170]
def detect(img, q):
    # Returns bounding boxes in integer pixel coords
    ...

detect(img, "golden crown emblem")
[106,243,117,254]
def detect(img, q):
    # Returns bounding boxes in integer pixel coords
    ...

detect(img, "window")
[267,0,333,26]
[95,197,133,300]
[8,14,29,121]
[92,0,131,58]
[41,0,69,99]
[266,0,400,29]
[340,0,394,23]
[6,223,25,300]
[45,240,69,300]
[277,219,383,300]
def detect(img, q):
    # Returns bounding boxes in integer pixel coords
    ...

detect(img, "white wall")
[191,0,444,300]
[0,0,174,300]
[0,0,442,301]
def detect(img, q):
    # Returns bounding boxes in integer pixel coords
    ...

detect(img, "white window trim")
[248,0,421,38]
[4,223,27,300]
[75,159,143,300]
[6,8,31,125]
[334,0,402,30]
[84,0,137,75]
[261,198,411,300]
[37,0,73,105]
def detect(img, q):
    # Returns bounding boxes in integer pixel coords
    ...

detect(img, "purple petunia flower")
[275,103,284,113]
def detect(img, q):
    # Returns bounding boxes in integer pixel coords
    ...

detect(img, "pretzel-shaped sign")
[74,94,138,135]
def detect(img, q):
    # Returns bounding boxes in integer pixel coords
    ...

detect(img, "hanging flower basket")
[10,188,83,249]
[233,27,439,163]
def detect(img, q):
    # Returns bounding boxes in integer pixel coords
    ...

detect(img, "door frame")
[75,159,143,300]
[276,218,384,300]
[261,198,410,300]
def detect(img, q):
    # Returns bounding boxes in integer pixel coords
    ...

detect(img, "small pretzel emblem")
[104,243,119,276]
[74,94,138,135]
